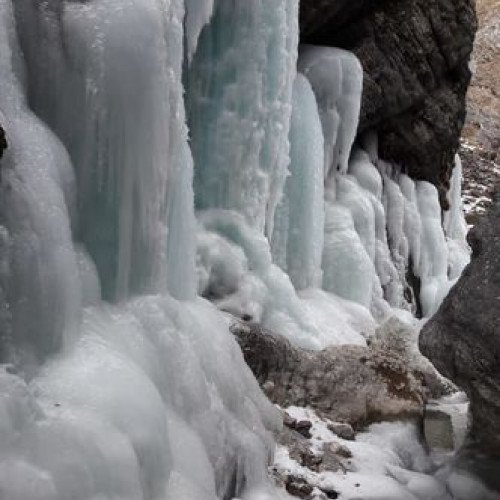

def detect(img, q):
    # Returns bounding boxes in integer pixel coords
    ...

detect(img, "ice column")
[187,0,299,237]
[13,0,197,301]
[416,182,450,316]
[271,74,325,290]
[0,0,81,363]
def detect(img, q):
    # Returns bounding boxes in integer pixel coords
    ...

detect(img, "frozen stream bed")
[271,405,500,500]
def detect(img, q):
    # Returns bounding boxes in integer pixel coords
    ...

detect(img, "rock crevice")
[420,189,500,458]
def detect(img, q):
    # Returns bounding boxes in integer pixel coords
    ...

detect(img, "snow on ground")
[272,406,500,500]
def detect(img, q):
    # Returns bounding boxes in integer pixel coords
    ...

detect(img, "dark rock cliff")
[300,0,477,206]
[420,189,500,459]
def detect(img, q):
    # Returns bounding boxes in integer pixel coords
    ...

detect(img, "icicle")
[416,182,449,316]
[444,155,470,282]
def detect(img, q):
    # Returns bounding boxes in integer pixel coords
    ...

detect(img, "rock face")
[232,321,426,429]
[462,0,500,156]
[300,0,476,205]
[420,190,500,457]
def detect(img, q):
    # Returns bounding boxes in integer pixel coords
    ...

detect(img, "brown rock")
[327,422,355,441]
[285,477,314,498]
[232,322,425,429]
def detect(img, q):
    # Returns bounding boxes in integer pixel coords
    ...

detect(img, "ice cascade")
[0,0,471,499]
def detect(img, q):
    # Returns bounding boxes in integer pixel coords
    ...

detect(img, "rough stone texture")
[462,0,500,156]
[300,0,477,206]
[460,0,500,222]
[423,408,455,451]
[371,316,455,398]
[420,189,500,457]
[232,321,425,429]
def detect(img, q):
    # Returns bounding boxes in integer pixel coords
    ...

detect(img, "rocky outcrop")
[232,321,427,429]
[420,189,500,457]
[300,0,476,206]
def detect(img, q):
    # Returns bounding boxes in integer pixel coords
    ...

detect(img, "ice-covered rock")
[371,317,455,398]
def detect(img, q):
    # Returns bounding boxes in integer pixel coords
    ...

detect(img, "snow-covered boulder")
[231,321,426,429]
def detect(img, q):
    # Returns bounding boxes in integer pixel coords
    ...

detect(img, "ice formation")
[0,0,472,498]
[0,1,283,498]
[298,46,363,178]
[187,0,299,237]
[271,74,325,291]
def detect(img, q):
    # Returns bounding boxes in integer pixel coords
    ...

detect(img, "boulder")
[232,321,425,429]
[420,189,500,457]
[300,0,476,205]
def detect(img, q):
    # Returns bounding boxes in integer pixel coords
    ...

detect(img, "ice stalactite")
[445,155,471,282]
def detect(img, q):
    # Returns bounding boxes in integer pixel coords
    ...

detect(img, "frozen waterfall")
[0,0,470,499]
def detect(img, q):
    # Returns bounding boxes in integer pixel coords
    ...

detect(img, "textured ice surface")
[299,46,363,178]
[185,0,215,63]
[197,210,371,348]
[13,0,197,301]
[0,297,281,500]
[0,0,81,364]
[0,0,472,497]
[187,0,299,237]
[0,1,286,498]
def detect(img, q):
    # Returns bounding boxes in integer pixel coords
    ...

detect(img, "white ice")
[299,46,363,178]
[13,0,197,301]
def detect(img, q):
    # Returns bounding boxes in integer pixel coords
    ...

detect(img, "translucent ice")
[271,74,325,290]
[299,46,363,178]
[187,0,299,237]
